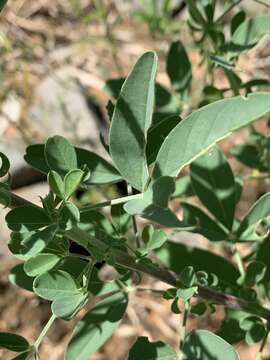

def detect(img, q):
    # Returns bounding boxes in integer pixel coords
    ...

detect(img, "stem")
[127,184,140,248]
[179,302,190,359]
[2,189,270,321]
[233,243,245,279]
[68,253,91,261]
[215,0,242,24]
[34,314,56,350]
[134,287,164,295]
[256,331,269,360]
[80,193,143,213]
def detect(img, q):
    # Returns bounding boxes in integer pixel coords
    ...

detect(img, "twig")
[2,188,270,321]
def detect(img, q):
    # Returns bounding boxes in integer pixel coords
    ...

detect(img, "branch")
[2,187,270,321]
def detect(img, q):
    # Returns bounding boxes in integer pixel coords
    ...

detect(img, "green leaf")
[138,225,167,255]
[179,266,196,287]
[124,177,191,228]
[63,169,84,199]
[0,0,7,12]
[172,175,194,199]
[33,270,80,301]
[237,192,270,240]
[111,203,131,236]
[103,78,125,99]
[177,287,197,302]
[0,152,10,177]
[156,241,239,286]
[8,225,57,260]
[52,292,88,320]
[182,330,240,359]
[59,202,80,230]
[146,115,181,164]
[48,170,65,198]
[9,264,34,292]
[231,144,264,170]
[24,144,50,173]
[45,136,77,176]
[182,202,228,242]
[190,302,207,316]
[231,10,246,35]
[6,206,51,231]
[245,323,266,345]
[166,41,192,97]
[190,146,236,230]
[231,15,270,52]
[76,148,122,185]
[128,337,176,360]
[244,261,266,287]
[109,51,157,191]
[153,93,270,179]
[24,253,61,277]
[0,332,29,352]
[65,284,128,360]
[239,316,266,345]
[217,309,246,344]
[25,144,121,185]
[11,351,33,360]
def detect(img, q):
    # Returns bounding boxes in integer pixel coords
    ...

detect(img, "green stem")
[256,331,269,360]
[233,243,245,279]
[80,193,143,213]
[179,302,190,359]
[68,253,91,261]
[34,314,57,350]
[127,184,140,248]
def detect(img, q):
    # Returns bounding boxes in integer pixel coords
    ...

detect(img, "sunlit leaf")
[109,52,157,191]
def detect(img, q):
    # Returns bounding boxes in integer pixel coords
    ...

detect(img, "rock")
[29,67,106,153]
[0,94,26,173]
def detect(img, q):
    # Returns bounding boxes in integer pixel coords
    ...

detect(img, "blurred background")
[1,1,270,359]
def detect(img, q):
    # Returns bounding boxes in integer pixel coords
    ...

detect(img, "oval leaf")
[182,330,240,359]
[52,293,88,320]
[154,93,270,179]
[166,40,192,97]
[9,264,34,292]
[0,332,29,352]
[6,206,51,231]
[0,152,10,177]
[64,169,84,200]
[24,253,61,277]
[109,51,157,191]
[231,15,270,51]
[128,337,176,360]
[33,270,80,301]
[237,192,270,240]
[65,284,127,360]
[48,170,65,199]
[190,146,236,230]
[45,136,77,176]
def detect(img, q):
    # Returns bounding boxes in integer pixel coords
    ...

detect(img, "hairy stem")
[2,189,270,321]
